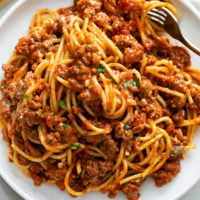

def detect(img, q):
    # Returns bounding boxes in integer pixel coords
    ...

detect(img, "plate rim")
[0,0,200,200]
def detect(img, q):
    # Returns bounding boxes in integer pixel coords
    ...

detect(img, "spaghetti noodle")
[0,0,200,199]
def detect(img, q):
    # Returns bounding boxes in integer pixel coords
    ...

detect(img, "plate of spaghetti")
[0,0,200,200]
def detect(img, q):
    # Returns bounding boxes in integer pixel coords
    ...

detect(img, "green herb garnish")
[124,124,130,130]
[134,78,140,86]
[24,94,30,99]
[70,143,81,150]
[97,64,105,74]
[57,100,66,109]
[91,13,95,17]
[118,133,123,138]
[64,124,70,129]
[77,100,83,107]
[121,78,140,89]
[77,63,81,67]
[86,135,93,138]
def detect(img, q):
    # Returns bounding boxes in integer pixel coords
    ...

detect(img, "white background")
[0,0,200,200]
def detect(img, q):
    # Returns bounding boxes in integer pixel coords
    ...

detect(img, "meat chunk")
[100,135,119,160]
[118,0,144,14]
[29,163,45,186]
[0,99,11,120]
[170,46,191,69]
[194,93,200,109]
[57,63,96,91]
[151,159,181,187]
[142,101,163,120]
[172,109,185,123]
[92,12,110,28]
[86,134,106,145]
[77,0,102,17]
[129,112,146,133]
[112,34,144,65]
[45,166,67,181]
[16,106,42,128]
[76,44,102,65]
[81,159,114,186]
[145,36,171,57]
[15,36,31,56]
[157,73,187,94]
[168,96,186,109]
[111,15,137,34]
[121,181,141,200]
[139,77,157,100]
[78,85,102,112]
[2,64,19,79]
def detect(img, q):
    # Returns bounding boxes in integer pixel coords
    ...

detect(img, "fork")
[148,7,200,56]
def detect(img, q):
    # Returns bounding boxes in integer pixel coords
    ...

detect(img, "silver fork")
[148,8,200,56]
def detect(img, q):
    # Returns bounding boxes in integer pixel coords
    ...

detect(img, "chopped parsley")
[77,63,81,67]
[57,100,66,109]
[91,13,95,17]
[86,135,93,138]
[64,124,70,129]
[77,100,83,108]
[124,124,130,130]
[24,94,30,99]
[118,133,123,138]
[70,143,81,150]
[97,64,106,74]
[121,78,140,89]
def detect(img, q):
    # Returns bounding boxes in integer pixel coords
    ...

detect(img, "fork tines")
[148,8,168,25]
[147,7,176,26]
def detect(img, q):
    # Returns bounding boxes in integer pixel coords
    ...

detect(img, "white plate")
[0,0,200,200]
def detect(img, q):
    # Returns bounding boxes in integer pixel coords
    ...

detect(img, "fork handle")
[180,35,200,56]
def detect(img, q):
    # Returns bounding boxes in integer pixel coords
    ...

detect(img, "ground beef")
[29,163,45,186]
[156,73,187,94]
[77,0,102,18]
[110,15,137,34]
[81,159,114,186]
[0,99,11,120]
[151,159,181,187]
[78,84,102,112]
[194,93,200,109]
[100,135,119,160]
[16,106,42,128]
[167,96,186,109]
[129,112,146,133]
[45,166,67,181]
[1,128,11,144]
[2,64,19,79]
[15,29,56,63]
[139,77,157,100]
[86,134,106,145]
[15,36,31,56]
[118,0,144,15]
[92,12,110,27]
[170,46,191,69]
[172,109,185,123]
[145,36,171,57]
[121,181,141,200]
[57,122,78,144]
[57,63,96,91]
[142,101,163,120]
[76,44,102,65]
[112,34,144,65]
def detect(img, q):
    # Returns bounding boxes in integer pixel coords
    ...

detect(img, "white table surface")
[0,0,200,200]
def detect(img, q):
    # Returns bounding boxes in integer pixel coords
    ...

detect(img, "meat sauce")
[0,0,199,200]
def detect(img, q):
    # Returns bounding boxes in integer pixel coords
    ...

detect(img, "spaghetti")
[0,0,200,199]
